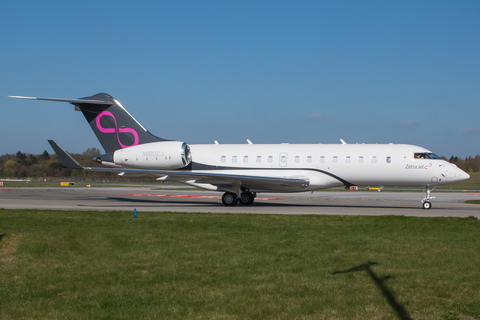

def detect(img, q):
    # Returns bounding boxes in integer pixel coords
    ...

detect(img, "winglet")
[47,140,83,170]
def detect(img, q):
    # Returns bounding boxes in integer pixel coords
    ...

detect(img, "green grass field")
[1,209,479,319]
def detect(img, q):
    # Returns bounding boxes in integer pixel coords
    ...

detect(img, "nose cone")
[452,166,470,182]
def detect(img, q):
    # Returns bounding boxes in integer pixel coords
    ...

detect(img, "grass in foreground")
[465,200,480,205]
[1,210,479,319]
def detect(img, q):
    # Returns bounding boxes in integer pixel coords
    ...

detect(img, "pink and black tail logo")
[96,111,139,148]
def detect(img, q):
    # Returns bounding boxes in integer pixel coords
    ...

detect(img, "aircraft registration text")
[142,151,164,157]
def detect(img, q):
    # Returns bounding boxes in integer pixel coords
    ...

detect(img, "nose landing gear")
[421,186,436,209]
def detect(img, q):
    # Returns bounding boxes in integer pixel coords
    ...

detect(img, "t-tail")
[9,93,166,155]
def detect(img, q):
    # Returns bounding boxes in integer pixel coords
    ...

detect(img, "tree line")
[1,148,479,179]
[0,148,112,179]
[446,155,480,173]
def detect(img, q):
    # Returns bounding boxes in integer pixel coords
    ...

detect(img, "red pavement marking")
[122,194,284,201]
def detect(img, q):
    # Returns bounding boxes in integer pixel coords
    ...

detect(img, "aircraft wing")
[48,140,310,192]
[106,168,308,192]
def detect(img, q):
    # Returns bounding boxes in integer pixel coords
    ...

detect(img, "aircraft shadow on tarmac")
[106,196,221,207]
[107,196,427,210]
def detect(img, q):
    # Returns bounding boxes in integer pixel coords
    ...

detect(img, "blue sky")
[1,1,479,157]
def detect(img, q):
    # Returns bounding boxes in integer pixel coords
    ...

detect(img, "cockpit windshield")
[414,153,442,160]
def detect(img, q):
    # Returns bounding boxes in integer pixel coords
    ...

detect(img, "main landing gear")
[421,186,436,209]
[221,192,256,206]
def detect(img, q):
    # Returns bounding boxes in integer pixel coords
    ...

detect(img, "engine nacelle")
[113,141,192,169]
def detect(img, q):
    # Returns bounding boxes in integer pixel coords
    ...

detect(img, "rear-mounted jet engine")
[113,141,191,169]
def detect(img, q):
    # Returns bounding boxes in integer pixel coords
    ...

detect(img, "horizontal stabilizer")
[47,140,83,170]
[9,96,112,105]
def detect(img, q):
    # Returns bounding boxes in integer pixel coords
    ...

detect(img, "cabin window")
[371,156,377,164]
[332,156,338,163]
[358,156,364,163]
[256,156,261,163]
[386,156,392,163]
[307,156,312,163]
[295,156,300,163]
[268,156,273,163]
[221,156,226,163]
[280,155,287,163]
[232,156,237,163]
[243,156,248,163]
[320,156,325,163]
[345,156,351,163]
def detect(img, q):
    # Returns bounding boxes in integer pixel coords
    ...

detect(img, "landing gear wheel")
[239,192,255,205]
[222,192,238,206]
[422,201,432,210]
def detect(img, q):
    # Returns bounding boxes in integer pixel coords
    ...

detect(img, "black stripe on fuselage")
[187,162,354,187]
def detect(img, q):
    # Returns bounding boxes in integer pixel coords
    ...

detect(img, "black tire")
[422,201,432,209]
[239,192,255,205]
[222,192,238,206]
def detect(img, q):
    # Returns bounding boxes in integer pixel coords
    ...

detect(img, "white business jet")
[9,93,470,209]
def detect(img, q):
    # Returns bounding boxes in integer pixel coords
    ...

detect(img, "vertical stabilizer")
[72,93,166,153]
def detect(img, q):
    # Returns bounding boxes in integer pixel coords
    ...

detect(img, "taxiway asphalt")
[1,187,479,217]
